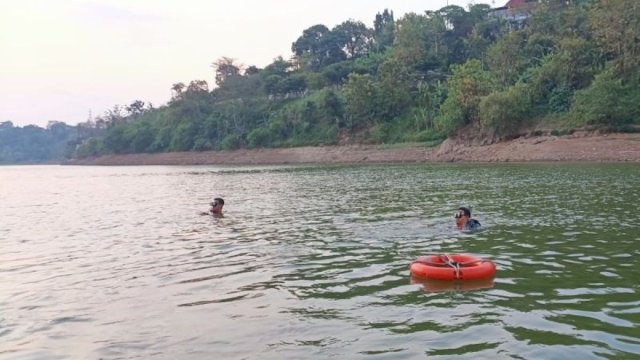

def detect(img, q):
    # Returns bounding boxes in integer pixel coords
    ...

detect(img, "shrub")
[220,134,240,150]
[192,138,213,151]
[434,100,465,136]
[410,129,445,142]
[570,67,640,126]
[616,124,640,133]
[369,122,392,143]
[548,85,571,113]
[74,138,104,158]
[479,84,532,135]
[247,127,270,148]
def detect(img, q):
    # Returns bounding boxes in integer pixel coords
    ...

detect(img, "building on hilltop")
[489,0,540,28]
[505,0,539,8]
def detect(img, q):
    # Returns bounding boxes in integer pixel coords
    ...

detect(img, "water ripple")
[1,164,639,359]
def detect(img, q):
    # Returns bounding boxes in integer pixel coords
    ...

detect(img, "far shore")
[64,133,640,166]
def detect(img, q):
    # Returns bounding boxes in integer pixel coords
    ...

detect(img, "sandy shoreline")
[65,133,640,166]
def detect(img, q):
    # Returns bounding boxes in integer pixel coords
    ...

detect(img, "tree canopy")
[3,1,639,163]
[0,121,78,163]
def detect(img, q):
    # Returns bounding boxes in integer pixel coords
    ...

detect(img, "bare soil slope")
[65,133,640,166]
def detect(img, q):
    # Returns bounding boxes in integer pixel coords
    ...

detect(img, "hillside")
[69,1,640,160]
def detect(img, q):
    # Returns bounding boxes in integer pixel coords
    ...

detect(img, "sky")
[1,0,495,127]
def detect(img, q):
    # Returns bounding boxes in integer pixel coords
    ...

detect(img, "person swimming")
[209,197,224,215]
[455,207,481,230]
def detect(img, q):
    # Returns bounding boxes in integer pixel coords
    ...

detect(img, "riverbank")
[65,132,640,165]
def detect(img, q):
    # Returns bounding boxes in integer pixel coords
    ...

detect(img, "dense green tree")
[292,25,345,70]
[570,66,640,127]
[101,123,129,154]
[212,57,242,87]
[317,88,344,125]
[435,59,493,134]
[343,73,381,129]
[377,59,414,119]
[171,82,186,100]
[332,20,373,58]
[392,13,430,67]
[438,5,475,64]
[262,56,292,77]
[186,80,209,93]
[215,71,264,100]
[486,31,529,87]
[479,84,532,135]
[129,121,155,153]
[126,100,146,117]
[0,121,78,163]
[64,0,640,160]
[589,0,640,79]
[373,9,395,52]
[526,37,599,112]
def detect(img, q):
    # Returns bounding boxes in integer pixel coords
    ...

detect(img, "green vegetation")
[2,0,638,162]
[0,121,78,164]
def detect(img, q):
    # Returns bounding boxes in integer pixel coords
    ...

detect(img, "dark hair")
[457,207,471,217]
[213,197,224,205]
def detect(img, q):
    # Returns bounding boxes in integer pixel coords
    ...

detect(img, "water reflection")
[410,277,495,293]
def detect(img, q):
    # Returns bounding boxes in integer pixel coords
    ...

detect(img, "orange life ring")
[410,254,496,281]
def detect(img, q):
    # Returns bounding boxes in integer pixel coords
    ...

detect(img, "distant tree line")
[0,121,78,164]
[2,0,638,162]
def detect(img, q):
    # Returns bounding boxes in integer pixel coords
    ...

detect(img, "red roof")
[506,0,528,8]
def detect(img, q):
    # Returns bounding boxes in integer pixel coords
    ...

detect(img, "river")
[1,164,639,359]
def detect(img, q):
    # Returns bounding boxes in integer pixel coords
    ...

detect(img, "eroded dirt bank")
[65,133,640,166]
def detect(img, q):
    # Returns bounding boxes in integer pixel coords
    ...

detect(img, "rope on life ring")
[439,254,464,279]
[410,254,496,281]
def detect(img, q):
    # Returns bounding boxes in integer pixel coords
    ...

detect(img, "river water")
[1,164,639,359]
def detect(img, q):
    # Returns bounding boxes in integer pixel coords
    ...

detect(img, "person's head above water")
[210,197,225,214]
[455,207,481,230]
[455,207,473,229]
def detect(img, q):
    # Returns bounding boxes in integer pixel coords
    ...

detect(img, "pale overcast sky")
[1,0,495,127]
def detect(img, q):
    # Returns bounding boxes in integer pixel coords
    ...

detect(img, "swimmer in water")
[455,207,481,230]
[201,197,224,216]
[209,197,224,215]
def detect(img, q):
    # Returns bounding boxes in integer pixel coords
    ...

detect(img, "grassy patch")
[615,124,640,133]
[379,140,444,149]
